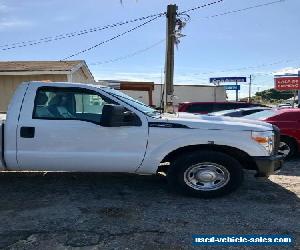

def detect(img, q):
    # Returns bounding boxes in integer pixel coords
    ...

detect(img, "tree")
[255,88,294,102]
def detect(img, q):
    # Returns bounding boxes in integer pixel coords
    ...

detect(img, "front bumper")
[253,155,284,178]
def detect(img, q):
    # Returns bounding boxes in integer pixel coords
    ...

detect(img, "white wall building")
[97,81,226,107]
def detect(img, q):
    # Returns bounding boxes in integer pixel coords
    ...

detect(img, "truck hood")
[156,112,273,131]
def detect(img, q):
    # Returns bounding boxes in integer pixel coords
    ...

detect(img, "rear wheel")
[167,151,244,198]
[278,137,296,159]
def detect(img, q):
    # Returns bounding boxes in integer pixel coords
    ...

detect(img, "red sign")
[275,77,300,91]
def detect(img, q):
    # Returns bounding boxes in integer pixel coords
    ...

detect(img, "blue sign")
[210,77,247,83]
[224,85,240,91]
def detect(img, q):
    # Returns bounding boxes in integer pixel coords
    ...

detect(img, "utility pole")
[164,4,177,112]
[249,75,252,103]
[235,80,238,101]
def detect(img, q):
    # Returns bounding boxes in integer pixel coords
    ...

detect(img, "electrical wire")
[89,1,289,67]
[61,15,163,60]
[179,0,225,14]
[189,58,300,76]
[201,0,287,19]
[0,12,166,51]
[1,0,283,52]
[0,0,226,52]
[89,39,165,66]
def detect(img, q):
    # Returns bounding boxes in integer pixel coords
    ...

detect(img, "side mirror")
[100,104,141,127]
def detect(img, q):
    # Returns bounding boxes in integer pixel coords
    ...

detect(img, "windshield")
[210,109,238,116]
[101,87,160,117]
[244,109,277,120]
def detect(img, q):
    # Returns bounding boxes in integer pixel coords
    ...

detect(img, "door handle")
[20,127,35,138]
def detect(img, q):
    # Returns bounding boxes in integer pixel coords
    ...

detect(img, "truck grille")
[273,125,280,155]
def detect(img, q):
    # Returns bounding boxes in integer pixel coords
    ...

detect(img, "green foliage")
[255,88,295,101]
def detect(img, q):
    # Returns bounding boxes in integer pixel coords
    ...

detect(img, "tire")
[167,150,244,198]
[279,137,296,159]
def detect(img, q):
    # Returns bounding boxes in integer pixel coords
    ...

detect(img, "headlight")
[251,131,274,154]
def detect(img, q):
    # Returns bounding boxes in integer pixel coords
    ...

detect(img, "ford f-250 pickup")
[0,81,283,198]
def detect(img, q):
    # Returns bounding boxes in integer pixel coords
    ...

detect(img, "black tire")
[279,137,296,159]
[167,150,244,198]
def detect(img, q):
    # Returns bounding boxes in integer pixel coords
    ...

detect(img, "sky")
[0,0,299,99]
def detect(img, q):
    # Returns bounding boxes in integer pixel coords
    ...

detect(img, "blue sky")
[0,0,299,99]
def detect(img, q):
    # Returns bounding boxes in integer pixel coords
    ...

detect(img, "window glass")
[210,109,236,116]
[214,103,237,111]
[187,104,213,113]
[244,110,277,120]
[75,93,105,114]
[101,87,160,117]
[33,88,113,124]
[242,110,254,116]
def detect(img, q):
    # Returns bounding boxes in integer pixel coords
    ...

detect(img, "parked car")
[278,103,293,108]
[178,101,266,114]
[244,109,300,158]
[0,82,283,198]
[210,107,271,118]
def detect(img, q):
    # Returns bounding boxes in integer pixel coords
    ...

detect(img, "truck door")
[16,85,148,172]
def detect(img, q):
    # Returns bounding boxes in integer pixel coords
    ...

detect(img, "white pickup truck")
[0,81,283,198]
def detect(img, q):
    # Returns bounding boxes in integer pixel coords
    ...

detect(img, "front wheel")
[167,151,244,198]
[278,137,296,159]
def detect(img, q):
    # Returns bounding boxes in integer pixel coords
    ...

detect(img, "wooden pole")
[249,75,252,103]
[164,4,177,112]
[235,80,238,101]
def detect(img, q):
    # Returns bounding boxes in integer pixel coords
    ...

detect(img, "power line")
[189,58,300,76]
[179,0,225,14]
[201,0,287,19]
[0,0,285,53]
[88,1,289,67]
[0,0,226,52]
[89,39,165,66]
[61,15,163,60]
[0,12,166,51]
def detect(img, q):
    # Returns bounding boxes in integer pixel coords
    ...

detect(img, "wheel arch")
[157,144,258,174]
[280,134,298,156]
[281,134,298,148]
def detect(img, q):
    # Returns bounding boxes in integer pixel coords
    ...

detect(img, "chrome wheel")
[278,141,291,158]
[183,162,230,191]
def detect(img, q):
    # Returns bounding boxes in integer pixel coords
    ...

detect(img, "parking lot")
[0,158,299,250]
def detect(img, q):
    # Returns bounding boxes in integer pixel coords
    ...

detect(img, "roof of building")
[0,60,85,72]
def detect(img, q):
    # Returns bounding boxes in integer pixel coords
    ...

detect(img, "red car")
[245,109,300,158]
[178,101,265,114]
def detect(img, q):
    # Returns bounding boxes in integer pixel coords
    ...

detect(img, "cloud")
[0,1,34,30]
[53,15,75,23]
[0,18,33,30]
[273,67,300,76]
[0,2,9,12]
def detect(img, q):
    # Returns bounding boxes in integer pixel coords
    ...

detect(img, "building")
[98,80,226,107]
[274,67,300,102]
[97,80,155,105]
[0,60,94,112]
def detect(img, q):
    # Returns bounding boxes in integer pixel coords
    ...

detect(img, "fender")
[136,128,268,174]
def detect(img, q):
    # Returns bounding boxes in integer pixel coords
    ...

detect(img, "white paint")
[98,82,226,107]
[2,81,273,174]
